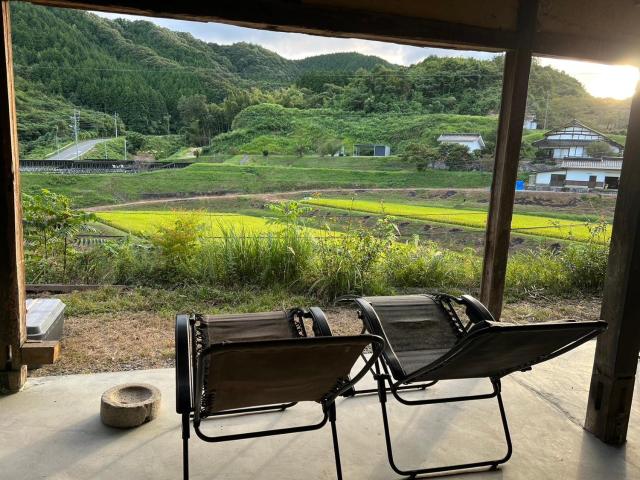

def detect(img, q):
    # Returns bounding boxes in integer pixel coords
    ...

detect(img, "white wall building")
[437,133,485,152]
[532,158,622,190]
[523,115,538,130]
[532,119,623,160]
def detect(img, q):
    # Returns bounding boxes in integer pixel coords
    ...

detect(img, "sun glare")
[540,58,639,100]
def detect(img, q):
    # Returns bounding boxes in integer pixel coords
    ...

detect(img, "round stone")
[100,383,161,428]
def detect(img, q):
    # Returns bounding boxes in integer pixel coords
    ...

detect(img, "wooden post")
[480,0,536,319]
[0,0,27,393]
[584,86,640,445]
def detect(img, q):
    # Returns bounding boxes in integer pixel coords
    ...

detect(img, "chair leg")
[182,413,190,480]
[329,404,343,480]
[376,375,512,477]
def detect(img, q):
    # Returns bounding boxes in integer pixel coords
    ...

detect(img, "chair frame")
[352,293,605,478]
[175,307,384,480]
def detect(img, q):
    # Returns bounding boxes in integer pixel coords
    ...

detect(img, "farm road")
[85,187,488,211]
[48,138,113,160]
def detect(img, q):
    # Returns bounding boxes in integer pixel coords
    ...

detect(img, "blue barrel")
[515,180,525,191]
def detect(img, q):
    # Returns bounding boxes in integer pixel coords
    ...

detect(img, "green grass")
[304,198,611,243]
[22,163,492,207]
[95,210,334,238]
[223,154,411,170]
[212,105,499,155]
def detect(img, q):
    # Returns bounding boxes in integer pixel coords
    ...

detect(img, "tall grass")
[27,205,610,301]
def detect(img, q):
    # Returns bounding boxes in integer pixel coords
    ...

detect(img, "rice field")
[303,198,611,243]
[95,210,334,238]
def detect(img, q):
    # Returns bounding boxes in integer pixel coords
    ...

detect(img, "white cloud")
[95,11,638,99]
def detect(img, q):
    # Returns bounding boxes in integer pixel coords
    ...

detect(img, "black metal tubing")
[194,407,330,443]
[376,370,512,477]
[329,403,343,480]
[198,402,297,418]
[343,353,437,398]
[182,413,190,480]
[175,314,193,415]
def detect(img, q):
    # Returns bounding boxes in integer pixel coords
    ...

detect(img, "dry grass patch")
[31,295,602,377]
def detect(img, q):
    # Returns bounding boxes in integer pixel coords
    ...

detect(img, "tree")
[586,141,614,158]
[22,189,95,280]
[126,131,145,154]
[439,143,472,170]
[400,143,440,170]
[317,138,342,156]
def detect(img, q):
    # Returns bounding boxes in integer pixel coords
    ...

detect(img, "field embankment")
[21,162,492,207]
[304,198,612,243]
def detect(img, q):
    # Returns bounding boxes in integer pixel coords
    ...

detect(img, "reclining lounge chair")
[175,308,384,480]
[351,294,606,478]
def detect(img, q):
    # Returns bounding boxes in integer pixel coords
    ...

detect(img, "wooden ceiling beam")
[21,0,640,65]
[24,0,517,52]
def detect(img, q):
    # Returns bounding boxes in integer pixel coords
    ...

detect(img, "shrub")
[384,240,481,293]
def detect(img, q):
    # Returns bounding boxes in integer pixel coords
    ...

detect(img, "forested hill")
[11,2,630,155]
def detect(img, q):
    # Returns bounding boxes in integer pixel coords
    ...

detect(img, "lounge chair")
[350,294,606,477]
[175,308,384,480]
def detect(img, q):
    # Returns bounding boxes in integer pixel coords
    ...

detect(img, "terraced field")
[304,198,611,243]
[96,210,335,238]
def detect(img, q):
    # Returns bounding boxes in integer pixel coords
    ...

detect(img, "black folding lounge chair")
[175,308,384,480]
[351,294,606,478]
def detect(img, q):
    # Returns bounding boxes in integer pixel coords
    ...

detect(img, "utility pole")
[71,109,80,160]
[54,125,59,157]
[124,137,127,161]
[543,91,551,130]
[114,112,118,138]
[165,114,170,135]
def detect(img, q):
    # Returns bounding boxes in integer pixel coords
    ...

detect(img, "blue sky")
[96,12,638,100]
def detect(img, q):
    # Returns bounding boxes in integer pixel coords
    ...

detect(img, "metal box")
[26,298,66,341]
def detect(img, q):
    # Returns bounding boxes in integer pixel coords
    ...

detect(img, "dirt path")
[85,187,488,211]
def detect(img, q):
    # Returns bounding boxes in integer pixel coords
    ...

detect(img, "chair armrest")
[175,314,193,414]
[305,307,333,337]
[458,294,495,323]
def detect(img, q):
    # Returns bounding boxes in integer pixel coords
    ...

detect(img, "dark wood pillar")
[480,0,537,319]
[0,0,27,393]
[585,86,640,444]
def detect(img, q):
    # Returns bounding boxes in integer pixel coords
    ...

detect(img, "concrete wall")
[536,168,621,187]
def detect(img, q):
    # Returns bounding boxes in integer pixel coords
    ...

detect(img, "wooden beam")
[21,341,60,367]
[479,0,536,319]
[0,0,27,393]
[27,0,517,52]
[585,87,640,445]
[24,0,640,66]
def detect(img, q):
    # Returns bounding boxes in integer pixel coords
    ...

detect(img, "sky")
[95,12,639,100]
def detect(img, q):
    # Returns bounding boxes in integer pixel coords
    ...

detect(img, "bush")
[317,138,343,157]
[384,240,480,293]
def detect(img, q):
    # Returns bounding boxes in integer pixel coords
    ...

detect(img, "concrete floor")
[0,340,638,480]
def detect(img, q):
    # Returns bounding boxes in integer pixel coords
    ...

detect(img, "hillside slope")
[11,2,630,156]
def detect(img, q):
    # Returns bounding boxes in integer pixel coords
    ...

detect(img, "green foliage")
[23,211,609,300]
[586,141,614,158]
[210,106,499,155]
[400,144,440,170]
[317,138,343,156]
[22,189,95,281]
[126,132,145,153]
[439,143,472,170]
[11,3,629,158]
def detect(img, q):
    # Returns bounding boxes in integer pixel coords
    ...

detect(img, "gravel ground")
[31,296,602,377]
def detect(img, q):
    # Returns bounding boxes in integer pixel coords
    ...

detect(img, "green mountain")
[10,2,630,157]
